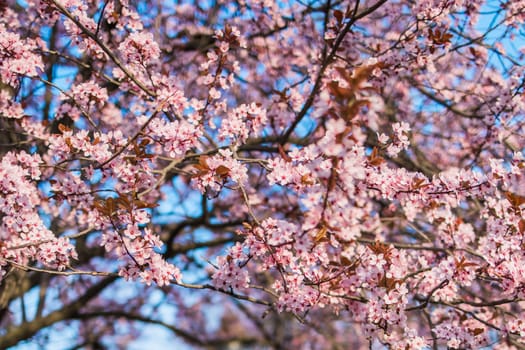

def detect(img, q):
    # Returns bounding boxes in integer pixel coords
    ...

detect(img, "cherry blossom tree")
[1,0,525,348]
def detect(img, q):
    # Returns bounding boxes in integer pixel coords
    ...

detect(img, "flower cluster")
[119,32,160,65]
[48,128,116,163]
[3,0,525,348]
[212,243,251,291]
[62,6,105,58]
[109,227,182,287]
[67,81,108,110]
[219,103,267,143]
[146,116,202,158]
[191,149,248,194]
[0,24,43,87]
[386,122,411,157]
[0,152,77,279]
[266,146,318,191]
[0,89,24,118]
[152,75,189,114]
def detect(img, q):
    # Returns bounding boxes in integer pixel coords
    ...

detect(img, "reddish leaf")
[334,10,343,24]
[314,226,328,242]
[369,147,384,166]
[505,191,525,208]
[106,197,115,216]
[58,123,72,133]
[470,328,484,336]
[278,144,292,162]
[519,219,525,234]
[134,199,159,209]
[193,156,211,176]
[215,165,230,177]
[301,174,314,185]
[116,197,129,210]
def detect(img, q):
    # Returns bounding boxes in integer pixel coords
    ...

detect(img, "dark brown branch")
[73,310,259,347]
[280,0,388,143]
[49,0,156,97]
[0,276,118,348]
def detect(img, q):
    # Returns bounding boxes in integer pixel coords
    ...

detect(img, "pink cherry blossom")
[2,0,525,349]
